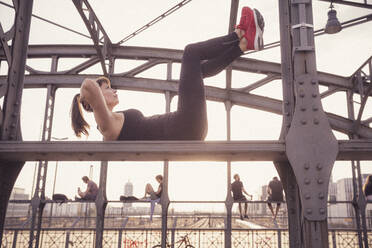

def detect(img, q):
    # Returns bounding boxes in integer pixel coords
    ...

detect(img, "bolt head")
[316,163,322,170]
[304,163,310,170]
[306,208,312,214]
[319,208,325,214]
[305,178,311,185]
[319,193,325,199]
[317,179,324,184]
[305,194,311,199]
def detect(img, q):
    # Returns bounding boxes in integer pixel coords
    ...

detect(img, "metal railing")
[2,228,372,248]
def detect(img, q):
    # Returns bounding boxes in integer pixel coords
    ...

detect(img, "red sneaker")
[236,7,265,51]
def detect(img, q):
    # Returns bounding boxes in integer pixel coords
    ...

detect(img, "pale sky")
[0,0,371,212]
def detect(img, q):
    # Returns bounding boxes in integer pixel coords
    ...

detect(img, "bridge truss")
[0,0,371,247]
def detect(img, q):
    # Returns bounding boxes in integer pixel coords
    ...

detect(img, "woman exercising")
[71,7,264,141]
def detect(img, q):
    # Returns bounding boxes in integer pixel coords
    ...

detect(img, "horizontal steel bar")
[0,141,286,161]
[0,45,352,89]
[0,140,371,162]
[319,0,372,9]
[4,74,371,138]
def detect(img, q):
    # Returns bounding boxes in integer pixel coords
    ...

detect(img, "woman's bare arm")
[80,79,116,135]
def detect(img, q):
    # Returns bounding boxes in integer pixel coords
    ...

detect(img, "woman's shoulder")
[119,109,145,125]
[118,109,144,117]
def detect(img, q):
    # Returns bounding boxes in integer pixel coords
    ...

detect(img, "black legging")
[174,32,243,139]
[119,32,243,140]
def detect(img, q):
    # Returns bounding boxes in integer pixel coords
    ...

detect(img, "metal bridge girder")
[71,0,112,76]
[3,73,371,138]
[0,140,370,161]
[0,0,34,245]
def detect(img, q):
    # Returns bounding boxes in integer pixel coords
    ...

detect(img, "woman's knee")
[183,43,199,57]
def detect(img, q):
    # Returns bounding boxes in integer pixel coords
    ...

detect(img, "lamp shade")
[325,9,342,34]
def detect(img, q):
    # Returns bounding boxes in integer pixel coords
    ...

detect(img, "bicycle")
[152,233,195,248]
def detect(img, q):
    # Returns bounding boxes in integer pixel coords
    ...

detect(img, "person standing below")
[231,174,253,220]
[267,176,284,221]
[76,176,99,201]
[363,175,372,201]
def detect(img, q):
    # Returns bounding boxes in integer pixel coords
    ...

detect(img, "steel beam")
[285,0,338,247]
[319,0,372,9]
[277,1,302,247]
[95,161,108,248]
[0,140,370,162]
[0,45,352,90]
[0,0,34,245]
[4,74,371,138]
[71,0,112,76]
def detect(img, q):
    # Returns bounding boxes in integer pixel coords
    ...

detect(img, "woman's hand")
[80,98,93,112]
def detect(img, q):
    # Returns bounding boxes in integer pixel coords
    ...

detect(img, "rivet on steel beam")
[18,28,22,33]
[286,124,291,128]
[306,208,312,214]
[12,113,18,117]
[313,106,318,111]
[13,70,16,74]
[304,163,310,170]
[300,107,306,111]
[9,134,15,139]
[317,179,324,184]
[299,92,305,98]
[285,101,290,105]
[285,112,290,116]
[305,178,311,185]
[299,81,304,85]
[319,192,325,199]
[316,163,322,170]
[312,93,317,98]
[305,194,311,199]
[311,80,317,85]
[11,123,16,128]
[14,101,19,106]
[301,120,307,125]
[314,118,319,125]
[319,208,325,214]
